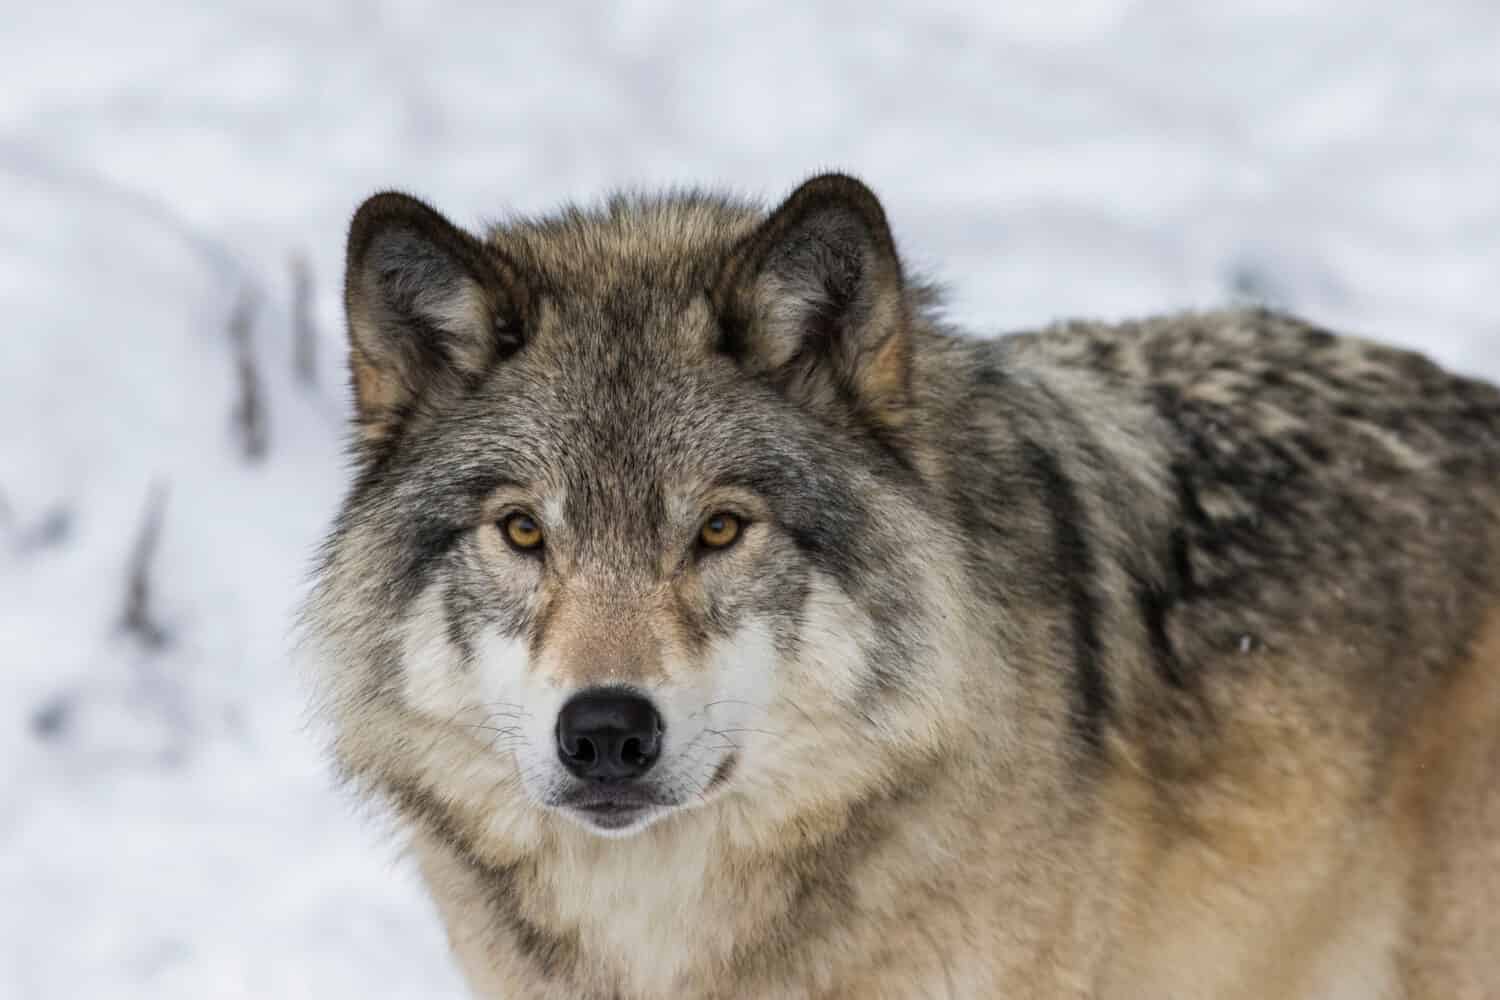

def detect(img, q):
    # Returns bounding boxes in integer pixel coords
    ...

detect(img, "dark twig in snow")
[291,252,317,387]
[229,287,268,462]
[121,480,170,650]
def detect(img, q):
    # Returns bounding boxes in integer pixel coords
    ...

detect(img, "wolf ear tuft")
[343,192,528,442]
[713,173,911,429]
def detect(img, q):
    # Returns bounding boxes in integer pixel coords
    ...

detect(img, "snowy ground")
[2,2,1497,996]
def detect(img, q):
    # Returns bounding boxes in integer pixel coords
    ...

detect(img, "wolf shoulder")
[960,306,1500,685]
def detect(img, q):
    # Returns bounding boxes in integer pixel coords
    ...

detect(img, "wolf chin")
[303,173,1500,998]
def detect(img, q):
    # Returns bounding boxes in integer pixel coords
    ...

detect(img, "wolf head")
[308,176,962,839]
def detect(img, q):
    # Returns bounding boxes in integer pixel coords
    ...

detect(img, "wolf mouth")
[556,785,676,824]
[575,801,649,818]
[558,784,672,807]
[563,797,664,832]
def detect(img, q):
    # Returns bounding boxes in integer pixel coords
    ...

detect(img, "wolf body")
[304,174,1500,998]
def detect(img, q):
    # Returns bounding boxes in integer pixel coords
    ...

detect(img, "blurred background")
[2,1,1497,996]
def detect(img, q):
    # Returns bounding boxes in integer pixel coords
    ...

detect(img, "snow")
[2,2,1497,996]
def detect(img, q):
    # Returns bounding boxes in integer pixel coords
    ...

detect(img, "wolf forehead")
[456,194,773,411]
[495,191,763,301]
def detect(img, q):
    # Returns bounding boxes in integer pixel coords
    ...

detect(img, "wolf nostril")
[620,736,644,766]
[568,737,598,765]
[555,689,663,781]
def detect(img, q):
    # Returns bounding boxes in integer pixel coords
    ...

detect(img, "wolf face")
[311,178,948,838]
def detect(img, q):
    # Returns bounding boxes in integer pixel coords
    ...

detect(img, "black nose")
[555,690,662,781]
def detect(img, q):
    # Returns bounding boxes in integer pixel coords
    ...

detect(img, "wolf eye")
[501,512,544,552]
[698,513,742,551]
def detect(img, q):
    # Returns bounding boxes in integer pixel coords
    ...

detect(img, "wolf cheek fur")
[304,173,1500,998]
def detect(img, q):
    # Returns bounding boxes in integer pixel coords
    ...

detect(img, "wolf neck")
[404,744,1045,998]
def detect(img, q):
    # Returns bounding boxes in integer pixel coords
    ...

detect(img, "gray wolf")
[302,173,1500,997]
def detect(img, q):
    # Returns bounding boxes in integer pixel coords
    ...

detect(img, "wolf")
[302,173,1500,998]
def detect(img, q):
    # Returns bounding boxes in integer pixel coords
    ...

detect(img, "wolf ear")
[713,173,911,429]
[343,192,528,441]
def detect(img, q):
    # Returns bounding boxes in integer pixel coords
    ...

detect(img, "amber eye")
[502,512,544,552]
[698,513,742,550]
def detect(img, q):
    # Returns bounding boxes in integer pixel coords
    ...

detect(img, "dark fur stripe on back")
[1022,439,1109,751]
[1132,520,1194,691]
